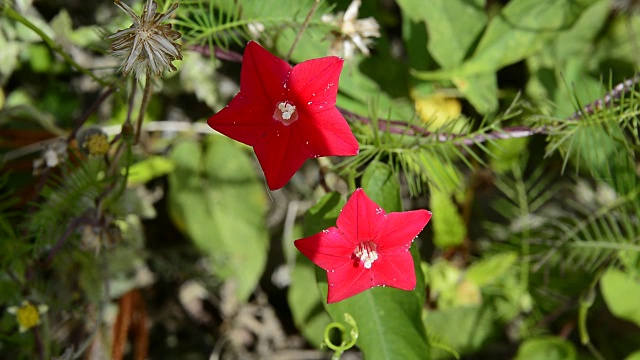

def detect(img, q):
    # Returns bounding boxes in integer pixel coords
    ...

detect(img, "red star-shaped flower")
[207,41,359,190]
[295,188,432,303]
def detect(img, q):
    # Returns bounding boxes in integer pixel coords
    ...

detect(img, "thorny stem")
[3,5,109,86]
[285,0,321,62]
[135,75,154,145]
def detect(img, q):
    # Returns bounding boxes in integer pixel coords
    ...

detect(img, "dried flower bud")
[108,0,183,78]
[78,127,110,156]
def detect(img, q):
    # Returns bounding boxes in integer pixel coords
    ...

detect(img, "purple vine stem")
[189,45,638,144]
[568,73,640,120]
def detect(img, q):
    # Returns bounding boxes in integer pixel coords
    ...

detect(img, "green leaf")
[514,336,577,360]
[50,9,73,41]
[429,182,466,249]
[452,73,498,114]
[0,31,21,83]
[601,268,640,327]
[317,244,429,360]
[466,252,518,287]
[361,161,402,213]
[336,54,415,120]
[128,156,175,185]
[397,0,487,67]
[625,351,640,360]
[424,305,496,359]
[27,44,52,73]
[289,253,333,348]
[547,0,610,60]
[168,137,269,301]
[489,138,529,174]
[302,192,345,237]
[413,0,580,80]
[397,0,495,113]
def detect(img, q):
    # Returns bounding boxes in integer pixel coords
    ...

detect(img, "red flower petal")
[294,107,359,157]
[240,41,291,108]
[376,210,432,255]
[207,94,274,146]
[371,252,416,290]
[294,227,353,270]
[289,56,342,108]
[253,125,308,190]
[326,261,374,304]
[336,189,385,245]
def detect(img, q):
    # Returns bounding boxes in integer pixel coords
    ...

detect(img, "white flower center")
[273,101,298,125]
[354,241,378,269]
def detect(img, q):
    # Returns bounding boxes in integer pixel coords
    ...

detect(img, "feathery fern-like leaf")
[29,158,106,246]
[172,0,333,52]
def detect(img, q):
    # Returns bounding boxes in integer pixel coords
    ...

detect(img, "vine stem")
[285,0,321,62]
[192,39,640,144]
[568,73,640,120]
[3,5,109,86]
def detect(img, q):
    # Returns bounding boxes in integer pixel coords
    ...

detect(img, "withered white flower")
[108,0,182,78]
[322,0,381,60]
[33,139,67,175]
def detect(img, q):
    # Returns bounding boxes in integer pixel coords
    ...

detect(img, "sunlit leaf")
[168,137,269,301]
[514,336,577,360]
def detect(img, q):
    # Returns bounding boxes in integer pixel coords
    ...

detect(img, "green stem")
[285,0,321,62]
[3,5,110,86]
[134,74,154,144]
[512,164,530,297]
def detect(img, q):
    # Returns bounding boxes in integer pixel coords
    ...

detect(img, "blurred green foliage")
[1,0,640,359]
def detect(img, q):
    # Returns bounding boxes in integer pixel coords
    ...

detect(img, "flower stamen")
[354,241,378,269]
[274,101,299,125]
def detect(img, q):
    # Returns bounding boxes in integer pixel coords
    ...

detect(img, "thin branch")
[340,108,544,145]
[68,87,117,143]
[45,213,90,266]
[285,0,321,62]
[134,75,155,145]
[188,45,244,62]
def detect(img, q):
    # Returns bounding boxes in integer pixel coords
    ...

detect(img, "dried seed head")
[108,0,183,78]
[78,127,110,156]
